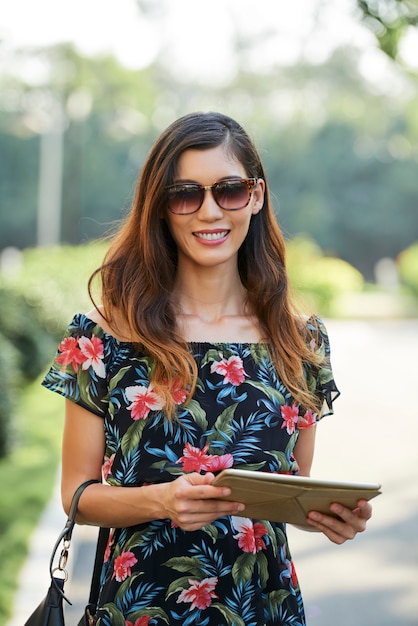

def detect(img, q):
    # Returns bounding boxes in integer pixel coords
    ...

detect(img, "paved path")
[8,320,418,626]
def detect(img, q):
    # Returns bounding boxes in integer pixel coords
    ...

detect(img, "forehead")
[175,145,247,182]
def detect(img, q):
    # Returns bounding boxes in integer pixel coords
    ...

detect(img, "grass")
[0,378,64,626]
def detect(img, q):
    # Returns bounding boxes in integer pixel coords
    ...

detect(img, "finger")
[175,500,246,531]
[306,514,354,544]
[356,500,373,520]
[329,503,368,532]
[184,472,216,486]
[175,494,245,515]
[178,474,233,501]
[306,509,358,544]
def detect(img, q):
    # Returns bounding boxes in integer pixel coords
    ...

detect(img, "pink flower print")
[56,337,85,372]
[102,453,115,480]
[298,408,317,429]
[126,618,151,626]
[210,355,248,386]
[177,577,218,611]
[232,517,268,554]
[177,443,234,473]
[206,453,234,472]
[170,378,189,405]
[290,559,298,588]
[177,443,212,473]
[104,530,114,563]
[112,551,137,582]
[279,544,299,589]
[125,384,164,420]
[78,335,106,378]
[280,402,300,434]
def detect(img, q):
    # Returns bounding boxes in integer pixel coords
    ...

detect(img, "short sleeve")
[304,316,340,421]
[41,313,110,417]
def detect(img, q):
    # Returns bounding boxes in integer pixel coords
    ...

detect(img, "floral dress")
[42,313,339,626]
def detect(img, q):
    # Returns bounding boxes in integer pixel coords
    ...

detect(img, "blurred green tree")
[1,35,417,279]
[357,0,418,59]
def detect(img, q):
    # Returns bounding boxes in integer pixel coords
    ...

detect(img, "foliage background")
[1,0,418,281]
[0,1,417,623]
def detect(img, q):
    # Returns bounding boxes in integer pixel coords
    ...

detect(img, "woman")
[43,111,372,625]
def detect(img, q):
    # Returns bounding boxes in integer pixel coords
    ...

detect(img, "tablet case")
[213,469,381,526]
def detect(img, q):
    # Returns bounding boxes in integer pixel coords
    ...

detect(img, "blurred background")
[0,1,417,625]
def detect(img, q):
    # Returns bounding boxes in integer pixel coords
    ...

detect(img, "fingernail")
[237,504,245,512]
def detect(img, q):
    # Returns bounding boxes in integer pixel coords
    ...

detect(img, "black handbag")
[24,480,109,626]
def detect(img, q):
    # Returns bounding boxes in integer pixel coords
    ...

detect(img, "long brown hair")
[89,111,321,417]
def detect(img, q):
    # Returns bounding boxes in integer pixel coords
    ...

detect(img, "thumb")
[184,472,216,486]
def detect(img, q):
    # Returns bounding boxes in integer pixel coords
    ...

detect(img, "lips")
[193,230,229,241]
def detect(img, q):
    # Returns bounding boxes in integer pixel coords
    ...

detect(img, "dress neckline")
[78,313,268,348]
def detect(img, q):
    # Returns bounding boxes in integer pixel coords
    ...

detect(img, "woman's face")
[165,144,265,273]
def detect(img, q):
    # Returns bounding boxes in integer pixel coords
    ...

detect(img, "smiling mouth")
[193,230,229,240]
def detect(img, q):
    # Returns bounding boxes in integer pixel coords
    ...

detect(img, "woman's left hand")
[306,500,372,544]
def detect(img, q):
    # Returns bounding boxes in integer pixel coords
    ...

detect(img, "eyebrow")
[171,175,245,185]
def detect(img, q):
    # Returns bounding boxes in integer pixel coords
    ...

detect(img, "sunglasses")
[166,178,258,215]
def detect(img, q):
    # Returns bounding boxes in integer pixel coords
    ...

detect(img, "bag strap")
[49,479,100,603]
[87,526,110,606]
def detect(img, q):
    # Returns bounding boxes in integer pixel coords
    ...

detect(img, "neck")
[172,267,247,324]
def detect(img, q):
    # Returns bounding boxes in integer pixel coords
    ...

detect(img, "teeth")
[195,231,228,240]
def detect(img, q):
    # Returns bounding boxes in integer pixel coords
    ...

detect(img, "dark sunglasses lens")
[168,186,202,214]
[213,180,250,210]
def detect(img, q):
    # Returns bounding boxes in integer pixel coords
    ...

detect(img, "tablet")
[213,469,381,527]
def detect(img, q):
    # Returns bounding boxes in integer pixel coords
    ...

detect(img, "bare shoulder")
[85,306,132,342]
[85,306,113,335]
[85,305,106,326]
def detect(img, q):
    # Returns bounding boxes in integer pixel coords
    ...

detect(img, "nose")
[198,188,224,221]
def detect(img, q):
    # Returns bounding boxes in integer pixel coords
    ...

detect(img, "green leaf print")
[233,462,266,472]
[114,572,143,602]
[286,431,298,455]
[256,551,269,588]
[109,366,131,392]
[166,575,195,600]
[106,476,122,487]
[315,340,326,359]
[249,343,271,365]
[263,521,278,557]
[164,555,204,576]
[124,530,148,553]
[274,525,287,546]
[185,398,208,431]
[263,589,291,615]
[205,404,237,446]
[121,419,147,455]
[305,370,317,393]
[201,348,225,367]
[319,367,334,385]
[244,380,285,405]
[151,462,184,477]
[266,450,290,472]
[211,602,246,626]
[196,376,205,392]
[202,523,219,543]
[77,368,106,413]
[231,552,256,585]
[96,603,126,626]
[128,607,169,624]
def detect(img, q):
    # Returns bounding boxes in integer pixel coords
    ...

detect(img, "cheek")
[164,216,188,248]
[235,210,255,232]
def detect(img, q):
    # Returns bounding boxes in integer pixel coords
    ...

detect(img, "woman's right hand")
[159,472,245,531]
[62,400,244,530]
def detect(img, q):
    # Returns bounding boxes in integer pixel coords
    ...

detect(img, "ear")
[251,178,265,215]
